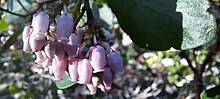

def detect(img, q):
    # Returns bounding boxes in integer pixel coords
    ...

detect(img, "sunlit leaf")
[107,0,216,50]
[55,73,76,89]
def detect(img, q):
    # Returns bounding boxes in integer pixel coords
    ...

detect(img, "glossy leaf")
[107,0,216,50]
[55,73,76,89]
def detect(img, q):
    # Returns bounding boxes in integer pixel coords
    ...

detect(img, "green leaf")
[201,85,220,99]
[55,73,76,89]
[0,16,9,32]
[107,0,216,50]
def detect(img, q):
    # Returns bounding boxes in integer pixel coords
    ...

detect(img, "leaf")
[55,73,76,89]
[0,16,9,32]
[107,0,216,50]
[200,85,220,99]
[99,4,114,29]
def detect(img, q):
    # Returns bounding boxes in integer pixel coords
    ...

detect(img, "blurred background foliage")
[0,0,219,99]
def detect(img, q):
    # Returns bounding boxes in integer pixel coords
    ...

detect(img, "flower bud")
[32,12,49,40]
[29,33,45,52]
[64,34,78,58]
[56,13,74,43]
[44,42,56,59]
[89,45,106,73]
[68,58,79,82]
[78,59,92,84]
[107,51,124,76]
[52,58,67,80]
[102,67,113,91]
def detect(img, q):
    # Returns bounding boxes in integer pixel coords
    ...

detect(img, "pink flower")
[77,59,92,84]
[56,13,74,43]
[52,58,67,80]
[22,25,33,53]
[32,12,49,40]
[29,33,45,52]
[89,45,106,73]
[107,51,124,76]
[68,58,79,82]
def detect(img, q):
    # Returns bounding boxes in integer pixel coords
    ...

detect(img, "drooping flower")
[32,12,49,40]
[56,13,74,43]
[89,45,106,73]
[107,51,124,76]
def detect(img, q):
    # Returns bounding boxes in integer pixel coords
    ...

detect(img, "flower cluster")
[22,10,124,94]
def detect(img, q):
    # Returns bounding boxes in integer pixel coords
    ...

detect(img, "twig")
[74,6,86,30]
[185,56,197,74]
[17,0,28,13]
[0,0,56,18]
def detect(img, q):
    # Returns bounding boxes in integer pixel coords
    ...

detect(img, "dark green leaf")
[107,0,216,50]
[55,73,76,89]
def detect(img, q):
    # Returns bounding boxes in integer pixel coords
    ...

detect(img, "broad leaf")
[107,0,216,50]
[55,73,76,89]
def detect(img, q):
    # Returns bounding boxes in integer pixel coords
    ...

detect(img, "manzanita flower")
[68,58,79,82]
[44,42,56,59]
[52,58,67,80]
[64,33,78,58]
[89,45,106,73]
[22,25,32,52]
[107,51,124,76]
[29,33,45,52]
[32,11,49,40]
[77,59,93,84]
[102,67,113,91]
[56,13,74,43]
